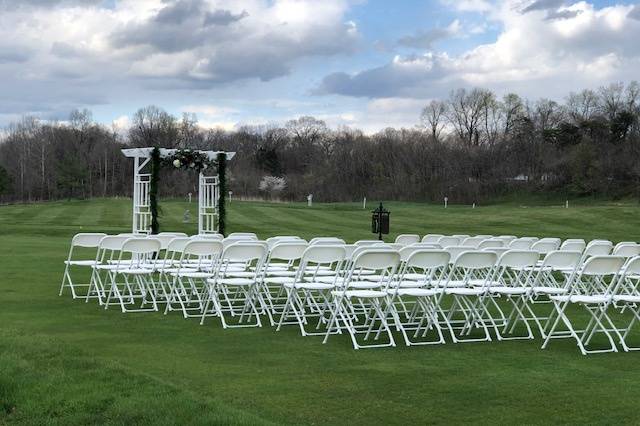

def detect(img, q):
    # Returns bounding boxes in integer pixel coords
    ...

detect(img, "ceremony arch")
[121,147,235,235]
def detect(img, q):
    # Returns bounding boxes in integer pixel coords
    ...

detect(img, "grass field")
[1,198,640,425]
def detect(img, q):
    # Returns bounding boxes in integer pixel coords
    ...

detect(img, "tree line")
[1,82,639,205]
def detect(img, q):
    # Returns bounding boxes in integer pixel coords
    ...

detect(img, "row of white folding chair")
[541,255,640,354]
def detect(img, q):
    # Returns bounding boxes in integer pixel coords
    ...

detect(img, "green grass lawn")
[1,198,640,425]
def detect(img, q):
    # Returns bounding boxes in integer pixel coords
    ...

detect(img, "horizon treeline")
[1,82,639,205]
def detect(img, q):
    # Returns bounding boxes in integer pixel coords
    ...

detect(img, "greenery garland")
[148,148,226,235]
[150,147,161,234]
[217,152,227,236]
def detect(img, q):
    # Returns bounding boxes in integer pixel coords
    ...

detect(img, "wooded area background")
[1,82,639,204]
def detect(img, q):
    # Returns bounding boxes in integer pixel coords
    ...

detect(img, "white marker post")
[229,191,233,203]
[307,194,313,207]
[444,196,448,209]
[565,200,569,209]
[472,203,475,209]
[188,192,192,203]
[363,197,367,209]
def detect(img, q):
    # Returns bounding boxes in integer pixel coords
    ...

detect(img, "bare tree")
[420,100,448,142]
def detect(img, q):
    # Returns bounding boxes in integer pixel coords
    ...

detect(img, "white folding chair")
[323,249,401,349]
[201,242,268,328]
[542,255,626,355]
[60,233,107,298]
[610,256,640,351]
[158,232,188,237]
[259,241,308,326]
[477,239,504,249]
[387,249,449,346]
[85,235,130,305]
[277,245,347,336]
[191,233,224,240]
[485,250,540,340]
[436,251,498,343]
[309,237,346,245]
[104,237,162,313]
[165,239,223,318]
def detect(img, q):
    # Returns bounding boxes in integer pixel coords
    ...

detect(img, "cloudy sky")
[1,0,639,132]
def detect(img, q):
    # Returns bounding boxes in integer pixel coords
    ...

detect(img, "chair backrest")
[158,232,188,237]
[612,243,640,258]
[453,251,498,270]
[460,236,485,248]
[497,250,540,269]
[477,239,504,249]
[445,246,471,263]
[508,239,534,250]
[438,236,460,248]
[421,234,444,243]
[301,245,347,265]
[269,242,309,261]
[531,240,560,255]
[153,234,178,250]
[227,232,258,240]
[99,235,130,251]
[538,237,561,245]
[403,249,450,270]
[355,240,382,247]
[452,234,470,239]
[71,233,107,248]
[222,242,268,263]
[482,247,511,256]
[183,240,224,257]
[560,240,586,252]
[580,255,625,276]
[497,235,517,243]
[394,234,420,246]
[166,237,190,253]
[538,250,581,269]
[583,241,613,258]
[191,233,224,240]
[122,237,161,254]
[309,237,346,245]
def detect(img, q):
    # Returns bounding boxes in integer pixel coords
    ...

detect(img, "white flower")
[173,159,181,168]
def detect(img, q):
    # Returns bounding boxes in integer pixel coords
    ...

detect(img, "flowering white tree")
[259,175,286,200]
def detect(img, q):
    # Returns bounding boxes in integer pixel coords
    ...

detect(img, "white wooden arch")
[121,147,235,234]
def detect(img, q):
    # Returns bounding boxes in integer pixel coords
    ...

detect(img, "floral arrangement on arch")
[162,149,213,172]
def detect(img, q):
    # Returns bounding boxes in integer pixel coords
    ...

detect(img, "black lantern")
[371,202,390,240]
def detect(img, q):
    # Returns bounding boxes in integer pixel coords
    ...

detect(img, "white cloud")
[319,1,640,101]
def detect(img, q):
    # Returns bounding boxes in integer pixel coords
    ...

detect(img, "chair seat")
[445,288,484,296]
[393,288,440,297]
[388,280,426,288]
[284,282,334,290]
[264,277,295,285]
[118,268,155,275]
[94,264,123,271]
[331,290,387,299]
[222,271,257,278]
[437,280,467,288]
[171,271,213,279]
[65,260,99,266]
[550,295,609,304]
[532,286,568,295]
[312,276,343,284]
[402,273,428,281]
[341,281,382,290]
[303,270,337,276]
[612,295,640,303]
[215,278,255,286]
[489,286,528,295]
[265,270,297,277]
